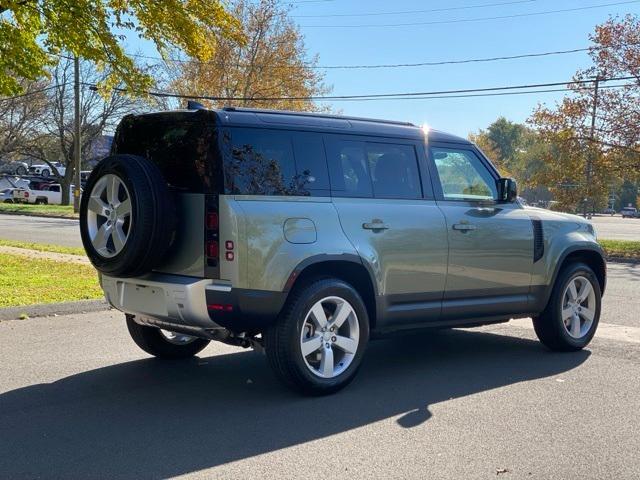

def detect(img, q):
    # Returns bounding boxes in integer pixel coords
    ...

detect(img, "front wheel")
[126,316,210,359]
[533,262,601,351]
[265,278,370,395]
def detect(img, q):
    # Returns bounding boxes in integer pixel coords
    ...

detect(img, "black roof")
[133,107,471,144]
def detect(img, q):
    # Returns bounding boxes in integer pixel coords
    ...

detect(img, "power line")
[300,0,640,28]
[85,75,638,102]
[0,84,68,103]
[292,0,537,18]
[109,41,640,70]
[329,83,632,102]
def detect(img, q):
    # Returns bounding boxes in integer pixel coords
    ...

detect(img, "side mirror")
[497,177,518,203]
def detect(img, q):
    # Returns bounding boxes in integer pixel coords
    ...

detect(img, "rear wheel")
[126,316,210,359]
[533,262,601,351]
[15,165,27,176]
[265,278,370,395]
[41,168,50,177]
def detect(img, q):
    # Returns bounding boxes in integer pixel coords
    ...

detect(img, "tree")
[0,79,48,160]
[19,57,149,205]
[169,0,329,111]
[0,0,243,96]
[530,15,640,212]
[469,117,552,203]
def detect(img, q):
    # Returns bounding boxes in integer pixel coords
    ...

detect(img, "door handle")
[452,223,477,231]
[363,220,389,231]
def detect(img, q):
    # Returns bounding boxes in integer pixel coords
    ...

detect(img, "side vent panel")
[531,218,544,263]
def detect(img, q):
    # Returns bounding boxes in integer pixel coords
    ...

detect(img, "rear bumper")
[100,273,286,332]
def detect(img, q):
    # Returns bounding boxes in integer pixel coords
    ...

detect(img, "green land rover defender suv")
[80,107,606,395]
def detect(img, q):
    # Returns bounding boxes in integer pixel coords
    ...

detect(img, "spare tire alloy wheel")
[300,296,360,379]
[86,174,132,258]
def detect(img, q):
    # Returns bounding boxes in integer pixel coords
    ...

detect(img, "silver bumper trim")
[100,273,228,329]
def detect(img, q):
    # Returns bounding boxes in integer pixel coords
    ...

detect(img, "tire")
[126,316,210,359]
[16,166,27,176]
[265,278,370,395]
[41,169,50,177]
[35,198,47,205]
[533,262,601,351]
[79,154,177,277]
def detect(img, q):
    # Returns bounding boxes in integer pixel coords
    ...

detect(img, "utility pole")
[584,74,601,218]
[73,55,81,213]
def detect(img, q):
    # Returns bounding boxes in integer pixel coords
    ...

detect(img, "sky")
[126,0,640,138]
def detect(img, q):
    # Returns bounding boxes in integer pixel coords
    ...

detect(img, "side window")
[431,147,497,201]
[225,128,297,195]
[224,128,330,196]
[366,143,422,199]
[325,139,373,198]
[291,132,330,196]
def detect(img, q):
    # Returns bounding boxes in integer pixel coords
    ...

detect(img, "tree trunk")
[60,159,75,205]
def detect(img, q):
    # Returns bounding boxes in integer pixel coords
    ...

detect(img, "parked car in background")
[28,162,66,178]
[621,207,639,218]
[80,170,92,187]
[13,183,76,205]
[0,161,29,176]
[602,207,616,216]
[1,188,16,203]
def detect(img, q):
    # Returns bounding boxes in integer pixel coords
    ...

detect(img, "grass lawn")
[0,239,86,256]
[0,203,78,218]
[0,253,102,308]
[599,240,640,261]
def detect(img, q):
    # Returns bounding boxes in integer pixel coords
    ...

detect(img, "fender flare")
[283,253,379,296]
[540,244,606,309]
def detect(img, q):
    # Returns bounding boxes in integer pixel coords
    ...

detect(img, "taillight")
[207,240,219,258]
[205,196,220,276]
[206,212,219,230]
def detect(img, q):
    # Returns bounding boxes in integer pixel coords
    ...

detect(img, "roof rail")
[221,106,416,127]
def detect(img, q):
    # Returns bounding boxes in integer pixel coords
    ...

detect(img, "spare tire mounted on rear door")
[80,154,177,277]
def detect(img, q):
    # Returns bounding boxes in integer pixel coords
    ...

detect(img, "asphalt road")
[0,214,81,247]
[0,213,638,247]
[1,263,639,479]
[590,215,640,241]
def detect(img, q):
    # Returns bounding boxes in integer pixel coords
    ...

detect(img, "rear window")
[112,112,219,193]
[222,127,330,196]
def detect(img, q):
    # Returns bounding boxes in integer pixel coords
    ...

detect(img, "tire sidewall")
[80,158,140,272]
[80,154,174,277]
[552,263,602,349]
[287,280,370,391]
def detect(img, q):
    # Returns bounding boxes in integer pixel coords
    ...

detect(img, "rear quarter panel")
[222,195,358,292]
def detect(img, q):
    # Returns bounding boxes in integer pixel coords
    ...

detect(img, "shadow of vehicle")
[0,329,589,478]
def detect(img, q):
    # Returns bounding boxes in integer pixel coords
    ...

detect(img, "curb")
[0,211,78,221]
[607,257,640,265]
[0,299,110,321]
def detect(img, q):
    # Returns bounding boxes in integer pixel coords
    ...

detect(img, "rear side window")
[112,113,218,193]
[367,143,421,199]
[326,138,422,199]
[326,139,372,198]
[223,128,329,196]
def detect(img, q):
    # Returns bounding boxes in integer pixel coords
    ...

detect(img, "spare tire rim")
[86,173,132,258]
